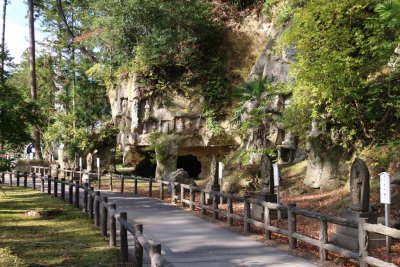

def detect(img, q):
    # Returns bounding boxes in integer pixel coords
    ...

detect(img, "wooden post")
[227,197,233,227]
[181,185,185,208]
[213,192,218,220]
[61,178,65,200]
[47,175,52,195]
[244,196,250,234]
[9,172,12,186]
[40,176,44,192]
[358,218,369,267]
[109,173,113,191]
[69,181,73,204]
[190,187,195,211]
[149,177,153,197]
[23,172,28,187]
[160,182,164,200]
[101,196,108,236]
[264,204,271,240]
[201,191,206,215]
[120,212,129,263]
[319,219,328,261]
[150,242,162,267]
[120,174,125,193]
[171,182,176,204]
[97,169,101,189]
[134,224,144,266]
[287,203,297,249]
[109,204,117,247]
[32,173,36,190]
[134,178,138,194]
[74,181,80,208]
[16,172,20,187]
[94,191,100,227]
[54,177,58,197]
[83,183,89,213]
[89,188,94,219]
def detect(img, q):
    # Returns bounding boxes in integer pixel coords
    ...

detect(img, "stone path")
[5,175,321,267]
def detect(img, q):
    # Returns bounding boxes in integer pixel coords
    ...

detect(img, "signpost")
[79,157,83,184]
[97,158,101,189]
[273,163,280,219]
[379,172,391,252]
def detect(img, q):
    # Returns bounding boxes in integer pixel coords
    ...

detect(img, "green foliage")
[375,0,400,28]
[282,0,400,147]
[86,0,229,120]
[232,80,284,138]
[147,132,182,162]
[0,82,36,149]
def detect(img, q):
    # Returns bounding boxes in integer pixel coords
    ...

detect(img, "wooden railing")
[21,168,400,266]
[359,218,400,267]
[2,171,170,267]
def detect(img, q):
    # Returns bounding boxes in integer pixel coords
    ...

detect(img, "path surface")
[5,175,320,267]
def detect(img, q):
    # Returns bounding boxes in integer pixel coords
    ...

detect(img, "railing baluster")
[288,203,297,249]
[134,224,144,266]
[119,212,129,263]
[101,197,108,236]
[109,204,117,247]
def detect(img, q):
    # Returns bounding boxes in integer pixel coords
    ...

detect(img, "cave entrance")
[177,155,201,179]
[133,154,156,178]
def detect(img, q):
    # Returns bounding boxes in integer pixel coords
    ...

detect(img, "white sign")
[79,157,82,168]
[97,158,100,168]
[273,163,280,186]
[380,172,391,204]
[218,162,224,180]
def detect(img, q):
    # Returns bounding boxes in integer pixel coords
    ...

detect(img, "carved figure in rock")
[349,158,370,212]
[131,98,139,132]
[144,100,151,120]
[259,154,274,194]
[86,152,93,172]
[121,98,128,115]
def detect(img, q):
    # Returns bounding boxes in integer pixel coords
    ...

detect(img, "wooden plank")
[248,218,265,228]
[215,208,227,217]
[267,226,289,236]
[292,232,319,247]
[365,256,398,267]
[323,244,358,260]
[364,223,400,239]
[293,207,357,228]
[230,214,244,222]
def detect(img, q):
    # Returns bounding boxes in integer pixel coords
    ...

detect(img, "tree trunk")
[1,0,7,84]
[28,0,42,159]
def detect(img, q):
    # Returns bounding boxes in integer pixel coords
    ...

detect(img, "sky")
[3,0,44,64]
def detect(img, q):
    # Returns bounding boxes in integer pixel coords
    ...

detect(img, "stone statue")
[86,152,93,172]
[144,100,151,120]
[349,158,370,212]
[259,154,274,194]
[206,155,220,192]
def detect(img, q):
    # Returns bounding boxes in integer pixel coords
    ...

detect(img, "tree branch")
[56,0,98,64]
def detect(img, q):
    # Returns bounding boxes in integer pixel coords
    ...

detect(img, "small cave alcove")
[177,155,201,179]
[133,155,156,178]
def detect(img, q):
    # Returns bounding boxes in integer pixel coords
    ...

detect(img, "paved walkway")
[5,175,320,266]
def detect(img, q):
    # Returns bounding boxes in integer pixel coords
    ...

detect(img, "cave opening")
[177,154,201,179]
[133,154,156,178]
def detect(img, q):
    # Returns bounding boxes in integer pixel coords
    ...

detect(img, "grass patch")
[0,186,119,266]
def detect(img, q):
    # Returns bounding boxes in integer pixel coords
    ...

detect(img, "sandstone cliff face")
[108,74,235,179]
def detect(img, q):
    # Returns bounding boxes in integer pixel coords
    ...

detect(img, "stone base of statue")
[250,192,282,221]
[332,210,384,250]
